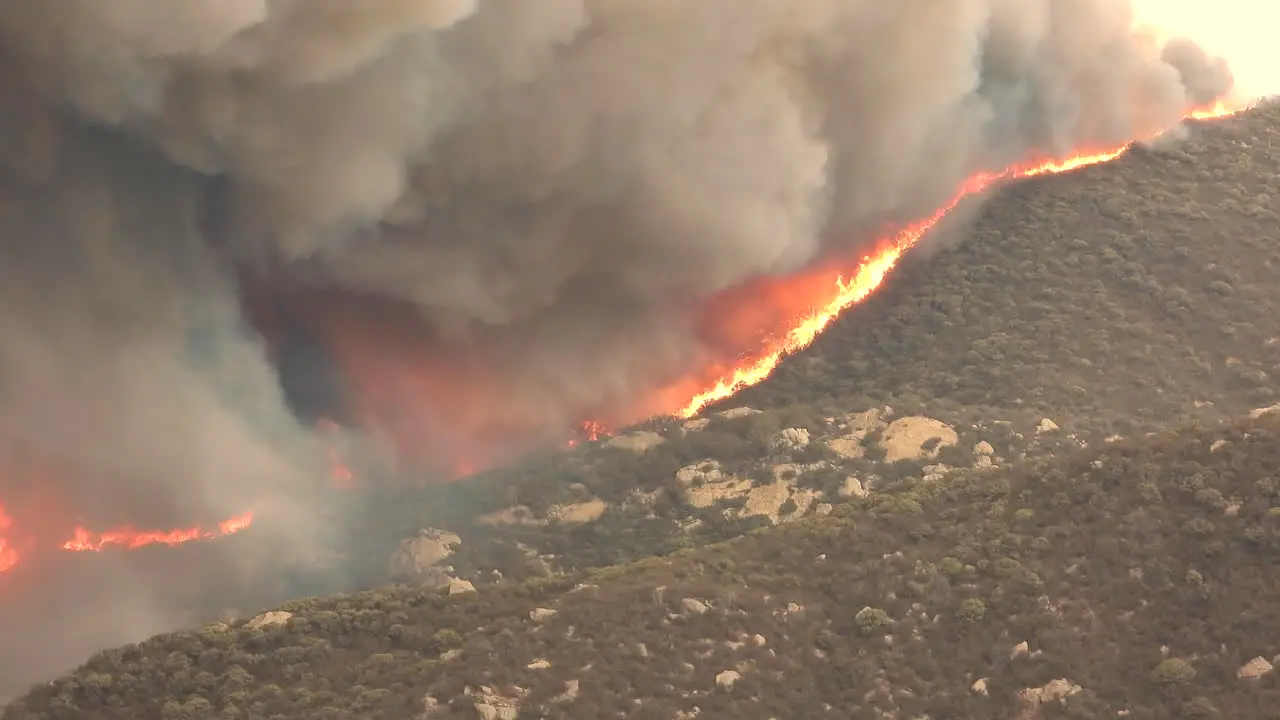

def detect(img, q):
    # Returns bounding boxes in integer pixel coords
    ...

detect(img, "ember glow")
[0,504,18,573]
[317,418,357,489]
[656,102,1250,420]
[567,420,610,448]
[60,512,255,553]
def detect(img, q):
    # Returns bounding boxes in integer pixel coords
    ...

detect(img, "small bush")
[854,607,893,635]
[1151,659,1197,686]
[955,598,987,624]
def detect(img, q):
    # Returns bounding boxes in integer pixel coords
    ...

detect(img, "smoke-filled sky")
[0,0,1263,697]
[1131,0,1277,102]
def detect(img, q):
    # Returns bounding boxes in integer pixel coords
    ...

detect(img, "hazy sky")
[1131,0,1277,101]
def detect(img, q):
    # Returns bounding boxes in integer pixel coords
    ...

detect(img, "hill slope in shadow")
[7,414,1280,719]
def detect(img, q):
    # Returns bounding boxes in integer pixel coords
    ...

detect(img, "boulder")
[880,417,958,462]
[388,528,461,584]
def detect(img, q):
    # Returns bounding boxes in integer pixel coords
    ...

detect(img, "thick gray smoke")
[0,0,1235,696]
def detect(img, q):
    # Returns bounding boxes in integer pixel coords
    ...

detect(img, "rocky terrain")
[3,101,1280,718]
[7,415,1280,719]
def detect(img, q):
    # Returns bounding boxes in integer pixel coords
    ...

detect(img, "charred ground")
[3,103,1280,716]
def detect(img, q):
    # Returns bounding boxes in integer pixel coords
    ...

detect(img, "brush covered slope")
[7,414,1280,719]
[323,99,1280,588]
[735,100,1280,429]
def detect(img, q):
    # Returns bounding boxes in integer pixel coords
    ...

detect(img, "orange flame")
[581,420,608,441]
[0,504,18,573]
[668,102,1249,419]
[1186,100,1243,121]
[566,419,610,448]
[60,511,255,553]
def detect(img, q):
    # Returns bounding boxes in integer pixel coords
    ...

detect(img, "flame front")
[60,512,255,553]
[666,102,1248,419]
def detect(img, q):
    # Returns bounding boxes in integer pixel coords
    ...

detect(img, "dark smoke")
[0,0,1235,696]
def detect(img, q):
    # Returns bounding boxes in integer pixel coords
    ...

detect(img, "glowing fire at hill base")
[0,502,256,576]
[60,513,256,553]
[0,101,1254,576]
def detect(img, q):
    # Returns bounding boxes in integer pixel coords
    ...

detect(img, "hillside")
[2,103,1279,712]
[7,414,1280,719]
[318,98,1280,590]
[737,100,1280,427]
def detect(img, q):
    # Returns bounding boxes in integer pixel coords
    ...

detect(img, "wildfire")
[1187,100,1241,121]
[0,101,1255,572]
[666,101,1249,419]
[567,419,610,448]
[60,512,255,553]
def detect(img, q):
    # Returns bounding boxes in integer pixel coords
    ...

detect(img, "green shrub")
[854,607,893,635]
[954,598,987,624]
[1151,659,1197,686]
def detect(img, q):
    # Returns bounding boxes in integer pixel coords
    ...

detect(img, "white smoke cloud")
[1131,0,1279,101]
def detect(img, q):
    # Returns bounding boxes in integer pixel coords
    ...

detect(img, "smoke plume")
[0,0,1240,695]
